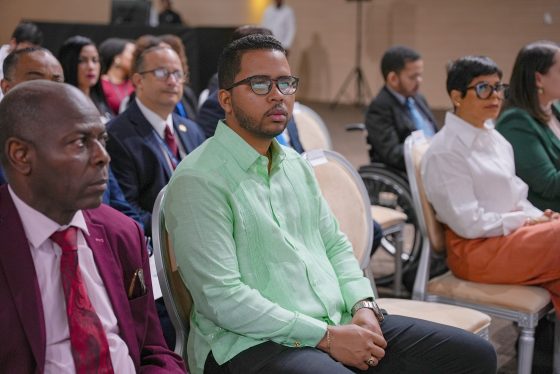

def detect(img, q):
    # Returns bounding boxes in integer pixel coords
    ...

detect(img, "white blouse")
[421,112,542,239]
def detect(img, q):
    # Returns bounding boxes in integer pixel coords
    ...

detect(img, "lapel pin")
[95,238,104,243]
[178,124,188,133]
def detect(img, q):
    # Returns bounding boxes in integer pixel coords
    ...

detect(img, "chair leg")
[518,327,535,374]
[554,314,560,374]
[393,227,404,297]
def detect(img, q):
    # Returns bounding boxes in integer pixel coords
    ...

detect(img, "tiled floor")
[302,100,525,373]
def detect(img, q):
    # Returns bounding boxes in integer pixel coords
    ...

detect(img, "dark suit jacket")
[107,99,205,233]
[0,186,186,373]
[103,167,144,228]
[365,86,437,171]
[496,106,560,212]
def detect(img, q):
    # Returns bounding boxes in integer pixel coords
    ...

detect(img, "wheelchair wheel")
[358,163,422,288]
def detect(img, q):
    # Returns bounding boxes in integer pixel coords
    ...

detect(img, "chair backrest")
[404,133,447,299]
[293,102,333,151]
[303,149,373,270]
[404,133,446,253]
[152,187,193,362]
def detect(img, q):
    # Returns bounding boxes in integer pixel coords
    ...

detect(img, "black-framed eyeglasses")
[226,75,299,95]
[138,67,186,82]
[466,82,509,100]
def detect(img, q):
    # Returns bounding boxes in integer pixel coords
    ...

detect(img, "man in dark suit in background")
[107,45,205,235]
[0,80,185,373]
[365,46,437,171]
[107,45,205,349]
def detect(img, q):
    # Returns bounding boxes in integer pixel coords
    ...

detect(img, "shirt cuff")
[283,312,327,348]
[501,211,533,235]
[340,277,376,312]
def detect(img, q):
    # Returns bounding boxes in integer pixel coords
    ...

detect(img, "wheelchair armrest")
[345,123,366,132]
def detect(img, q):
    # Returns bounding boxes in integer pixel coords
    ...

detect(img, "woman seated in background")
[421,55,560,315]
[496,41,560,212]
[58,35,112,121]
[99,37,135,114]
[58,35,144,228]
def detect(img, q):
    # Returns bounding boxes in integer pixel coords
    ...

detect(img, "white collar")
[445,111,494,149]
[8,185,89,249]
[135,97,174,139]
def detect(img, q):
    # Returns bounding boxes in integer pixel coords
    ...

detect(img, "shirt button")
[293,340,301,348]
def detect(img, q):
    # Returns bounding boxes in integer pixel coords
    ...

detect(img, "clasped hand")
[524,209,560,226]
[317,309,386,370]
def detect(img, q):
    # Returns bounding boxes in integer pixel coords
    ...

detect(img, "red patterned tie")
[164,125,179,158]
[51,227,114,374]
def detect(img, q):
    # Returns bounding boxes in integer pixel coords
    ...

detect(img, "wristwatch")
[351,298,385,323]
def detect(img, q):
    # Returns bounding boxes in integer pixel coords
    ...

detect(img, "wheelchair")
[347,124,422,289]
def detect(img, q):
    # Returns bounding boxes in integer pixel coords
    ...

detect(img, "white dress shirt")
[261,4,296,49]
[136,96,174,139]
[421,112,542,239]
[9,187,135,373]
[136,97,185,169]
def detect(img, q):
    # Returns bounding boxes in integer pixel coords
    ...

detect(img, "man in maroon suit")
[0,80,186,373]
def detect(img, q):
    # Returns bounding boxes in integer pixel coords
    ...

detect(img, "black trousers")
[204,315,497,374]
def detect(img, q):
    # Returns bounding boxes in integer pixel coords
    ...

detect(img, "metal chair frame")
[152,187,191,363]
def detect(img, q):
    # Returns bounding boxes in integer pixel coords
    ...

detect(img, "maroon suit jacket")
[0,185,186,373]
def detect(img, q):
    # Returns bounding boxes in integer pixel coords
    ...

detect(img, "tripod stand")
[331,0,372,108]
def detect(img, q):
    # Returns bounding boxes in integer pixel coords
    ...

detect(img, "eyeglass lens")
[475,83,507,99]
[250,76,298,95]
[153,68,184,81]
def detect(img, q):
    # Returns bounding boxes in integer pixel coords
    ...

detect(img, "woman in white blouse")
[421,56,560,316]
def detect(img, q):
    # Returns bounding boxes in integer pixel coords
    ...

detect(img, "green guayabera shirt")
[164,121,374,374]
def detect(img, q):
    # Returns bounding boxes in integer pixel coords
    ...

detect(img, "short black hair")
[231,25,273,41]
[218,34,285,90]
[380,46,421,80]
[446,55,502,97]
[3,47,50,80]
[505,41,559,125]
[11,22,43,46]
[98,37,131,74]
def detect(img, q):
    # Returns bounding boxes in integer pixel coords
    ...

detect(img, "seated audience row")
[2,17,558,374]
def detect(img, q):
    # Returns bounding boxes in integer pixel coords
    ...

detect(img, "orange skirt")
[446,220,560,315]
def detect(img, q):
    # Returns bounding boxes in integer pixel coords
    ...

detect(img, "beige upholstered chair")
[370,206,407,296]
[403,133,556,374]
[304,149,491,337]
[297,111,408,295]
[292,102,333,150]
[344,122,410,295]
[152,187,192,363]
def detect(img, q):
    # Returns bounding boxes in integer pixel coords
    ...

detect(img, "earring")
[538,87,544,95]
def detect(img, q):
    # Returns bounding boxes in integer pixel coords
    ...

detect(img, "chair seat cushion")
[428,271,551,314]
[377,298,491,335]
[371,205,407,228]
